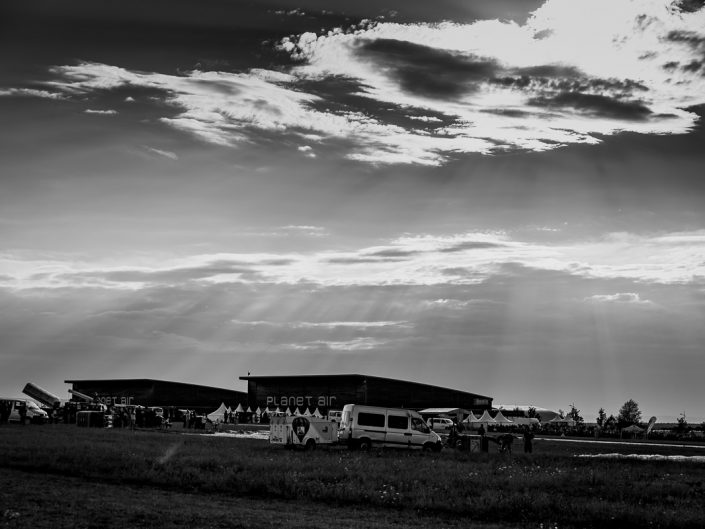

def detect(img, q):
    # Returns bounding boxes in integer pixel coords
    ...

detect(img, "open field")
[2,425,705,529]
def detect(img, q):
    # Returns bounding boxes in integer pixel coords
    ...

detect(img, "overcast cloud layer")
[9,0,704,165]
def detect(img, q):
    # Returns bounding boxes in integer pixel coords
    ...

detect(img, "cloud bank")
[7,0,703,165]
[2,229,704,291]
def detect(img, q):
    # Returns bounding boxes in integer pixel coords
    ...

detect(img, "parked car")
[427,417,454,433]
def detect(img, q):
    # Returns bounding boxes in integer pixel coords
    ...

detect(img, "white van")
[0,398,49,424]
[338,404,442,452]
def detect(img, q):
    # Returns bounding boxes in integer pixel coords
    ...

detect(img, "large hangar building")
[240,374,493,414]
[64,379,247,412]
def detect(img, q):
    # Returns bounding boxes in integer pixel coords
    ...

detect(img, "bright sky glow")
[1,0,704,422]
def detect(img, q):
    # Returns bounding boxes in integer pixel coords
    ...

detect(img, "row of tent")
[426,408,575,427]
[463,410,575,426]
[207,403,577,427]
[206,402,326,422]
[462,409,549,426]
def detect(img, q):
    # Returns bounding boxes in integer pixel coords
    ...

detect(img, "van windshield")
[411,417,430,433]
[341,410,351,428]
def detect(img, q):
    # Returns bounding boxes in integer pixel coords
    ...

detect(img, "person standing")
[523,428,534,454]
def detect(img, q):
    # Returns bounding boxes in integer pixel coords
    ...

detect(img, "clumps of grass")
[1,426,705,528]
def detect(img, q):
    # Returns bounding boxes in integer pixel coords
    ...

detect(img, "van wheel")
[305,439,316,451]
[359,439,372,451]
[423,443,434,452]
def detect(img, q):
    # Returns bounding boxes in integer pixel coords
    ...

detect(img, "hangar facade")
[64,379,247,412]
[239,374,493,415]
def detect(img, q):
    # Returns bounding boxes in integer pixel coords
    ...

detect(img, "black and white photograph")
[1,0,705,527]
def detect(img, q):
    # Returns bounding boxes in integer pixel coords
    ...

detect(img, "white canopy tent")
[476,410,497,424]
[493,410,514,425]
[548,416,576,426]
[462,412,479,425]
[207,402,228,423]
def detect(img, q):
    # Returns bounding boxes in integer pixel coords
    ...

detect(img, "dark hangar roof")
[238,373,492,400]
[64,378,244,394]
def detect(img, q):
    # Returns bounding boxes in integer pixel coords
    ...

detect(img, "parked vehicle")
[269,415,338,450]
[338,404,442,452]
[328,410,342,423]
[0,397,49,424]
[427,417,454,433]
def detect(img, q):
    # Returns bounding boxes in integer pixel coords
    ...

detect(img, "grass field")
[1,425,705,529]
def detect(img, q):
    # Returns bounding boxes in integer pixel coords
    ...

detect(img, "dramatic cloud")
[584,293,655,305]
[144,146,178,160]
[2,229,704,291]
[0,88,65,100]
[84,109,117,115]
[14,0,701,165]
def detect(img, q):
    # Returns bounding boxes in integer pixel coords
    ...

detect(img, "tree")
[675,413,689,435]
[617,399,642,427]
[567,404,584,425]
[596,408,607,428]
[527,406,537,419]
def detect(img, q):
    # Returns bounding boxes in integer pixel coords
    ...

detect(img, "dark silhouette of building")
[64,379,247,413]
[240,374,492,415]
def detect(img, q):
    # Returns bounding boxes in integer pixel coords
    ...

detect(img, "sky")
[1,0,704,422]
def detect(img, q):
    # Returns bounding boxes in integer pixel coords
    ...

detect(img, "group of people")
[447,420,535,454]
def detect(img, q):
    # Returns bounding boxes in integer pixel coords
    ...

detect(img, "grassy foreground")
[1,425,705,529]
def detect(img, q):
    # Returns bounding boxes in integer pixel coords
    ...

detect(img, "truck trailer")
[269,415,338,450]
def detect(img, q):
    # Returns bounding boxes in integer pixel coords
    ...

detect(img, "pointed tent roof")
[313,408,323,418]
[246,406,252,413]
[477,410,497,423]
[303,408,312,416]
[234,403,244,413]
[622,424,644,433]
[549,416,575,426]
[255,407,262,415]
[285,407,292,416]
[207,402,228,422]
[462,412,479,424]
[493,410,514,424]
[226,406,232,413]
[273,407,280,414]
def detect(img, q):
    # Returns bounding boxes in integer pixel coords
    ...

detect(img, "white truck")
[338,404,443,452]
[269,415,338,450]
